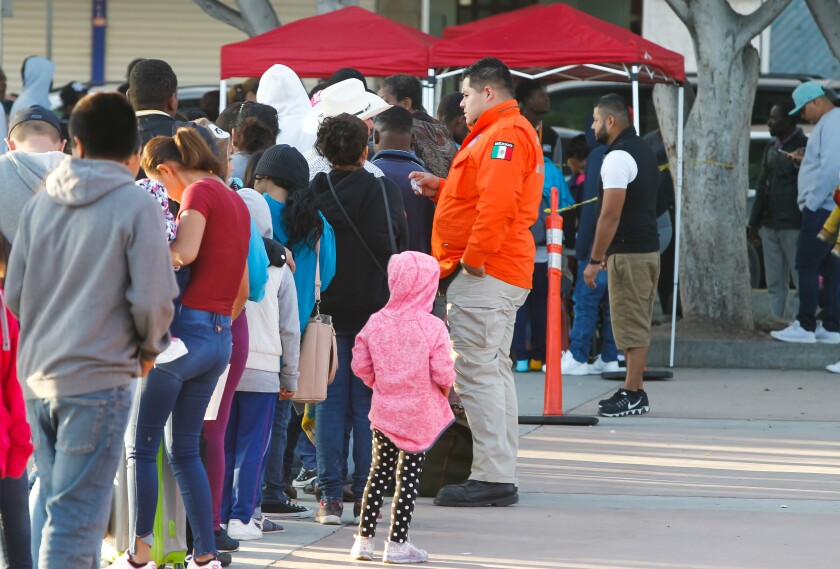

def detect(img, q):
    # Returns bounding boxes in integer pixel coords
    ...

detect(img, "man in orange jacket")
[410,58,543,507]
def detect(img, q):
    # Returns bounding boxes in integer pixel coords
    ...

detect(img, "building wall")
[0,0,375,94]
[770,1,840,79]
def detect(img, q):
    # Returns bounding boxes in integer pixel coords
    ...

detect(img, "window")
[456,0,537,25]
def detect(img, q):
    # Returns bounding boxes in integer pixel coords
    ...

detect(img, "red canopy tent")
[431,4,686,366]
[431,3,685,84]
[220,6,437,79]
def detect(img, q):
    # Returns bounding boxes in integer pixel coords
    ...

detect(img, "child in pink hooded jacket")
[350,251,455,564]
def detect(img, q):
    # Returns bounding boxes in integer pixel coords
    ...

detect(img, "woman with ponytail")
[120,128,251,569]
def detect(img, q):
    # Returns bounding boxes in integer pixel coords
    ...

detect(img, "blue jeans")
[295,430,317,471]
[513,262,548,361]
[28,385,132,569]
[223,392,276,522]
[569,262,618,363]
[260,398,292,505]
[0,473,31,569]
[128,306,232,557]
[796,208,840,332]
[315,333,372,501]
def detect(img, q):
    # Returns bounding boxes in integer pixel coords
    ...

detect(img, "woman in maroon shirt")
[122,128,250,569]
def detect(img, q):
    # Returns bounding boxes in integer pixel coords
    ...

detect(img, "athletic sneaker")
[214,527,239,552]
[217,553,232,568]
[226,518,262,540]
[155,337,188,365]
[253,516,285,533]
[561,353,591,376]
[815,325,840,344]
[589,355,621,374]
[529,359,543,372]
[826,361,840,374]
[316,498,344,525]
[514,359,529,373]
[598,388,650,417]
[185,557,222,569]
[382,540,429,564]
[292,467,318,488]
[262,497,314,519]
[350,534,375,561]
[111,552,156,569]
[770,321,816,343]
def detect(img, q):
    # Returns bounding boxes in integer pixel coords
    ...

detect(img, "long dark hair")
[283,186,323,250]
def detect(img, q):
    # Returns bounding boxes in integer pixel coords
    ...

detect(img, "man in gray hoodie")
[5,92,178,569]
[0,105,66,242]
[9,56,55,117]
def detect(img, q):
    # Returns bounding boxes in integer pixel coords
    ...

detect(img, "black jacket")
[749,129,807,230]
[313,168,409,333]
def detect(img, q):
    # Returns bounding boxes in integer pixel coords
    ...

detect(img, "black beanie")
[255,144,310,191]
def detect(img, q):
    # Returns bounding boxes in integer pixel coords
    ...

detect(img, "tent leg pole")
[219,79,227,118]
[423,67,435,115]
[670,85,685,368]
[631,66,640,133]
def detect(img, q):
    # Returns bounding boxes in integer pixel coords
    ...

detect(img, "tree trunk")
[236,0,280,35]
[658,0,793,329]
[316,0,360,14]
[680,42,758,328]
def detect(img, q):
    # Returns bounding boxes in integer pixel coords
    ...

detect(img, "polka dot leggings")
[359,429,426,543]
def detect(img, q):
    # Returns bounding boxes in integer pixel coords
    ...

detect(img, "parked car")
[47,84,216,114]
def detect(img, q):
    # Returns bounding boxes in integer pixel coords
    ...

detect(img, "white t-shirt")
[600,150,638,189]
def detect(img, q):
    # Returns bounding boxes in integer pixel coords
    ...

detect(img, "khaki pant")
[446,270,528,484]
[607,252,660,349]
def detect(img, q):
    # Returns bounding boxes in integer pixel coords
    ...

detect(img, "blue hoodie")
[576,116,608,262]
[10,57,55,117]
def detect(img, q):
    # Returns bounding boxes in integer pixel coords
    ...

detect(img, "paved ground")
[228,369,840,569]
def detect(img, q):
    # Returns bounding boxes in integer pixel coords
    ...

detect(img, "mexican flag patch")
[491,141,514,161]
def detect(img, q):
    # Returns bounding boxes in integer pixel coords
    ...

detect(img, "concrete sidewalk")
[229,369,840,569]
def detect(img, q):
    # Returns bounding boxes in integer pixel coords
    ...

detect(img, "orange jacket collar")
[462,99,521,147]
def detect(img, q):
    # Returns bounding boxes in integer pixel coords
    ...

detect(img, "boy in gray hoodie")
[5,92,178,569]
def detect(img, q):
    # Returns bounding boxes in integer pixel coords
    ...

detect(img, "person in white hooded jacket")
[220,188,306,541]
[256,64,316,154]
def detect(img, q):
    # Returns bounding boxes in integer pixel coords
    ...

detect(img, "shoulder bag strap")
[313,239,321,306]
[377,177,398,255]
[326,174,388,277]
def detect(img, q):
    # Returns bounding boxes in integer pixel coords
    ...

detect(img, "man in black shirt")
[515,79,558,160]
[584,94,660,417]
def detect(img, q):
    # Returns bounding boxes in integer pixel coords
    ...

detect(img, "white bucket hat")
[302,78,391,134]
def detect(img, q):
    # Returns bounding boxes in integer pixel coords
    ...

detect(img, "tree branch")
[805,0,840,63]
[735,0,793,52]
[192,0,248,35]
[662,0,691,26]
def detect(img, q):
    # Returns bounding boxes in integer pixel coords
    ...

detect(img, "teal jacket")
[265,196,336,333]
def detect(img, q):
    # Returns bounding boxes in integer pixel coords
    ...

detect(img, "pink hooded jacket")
[352,251,455,453]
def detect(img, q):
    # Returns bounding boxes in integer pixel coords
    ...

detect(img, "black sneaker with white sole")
[598,388,650,417]
[262,497,315,519]
[292,467,317,488]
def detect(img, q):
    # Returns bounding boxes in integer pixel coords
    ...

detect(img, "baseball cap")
[790,81,826,116]
[302,78,391,134]
[8,105,61,136]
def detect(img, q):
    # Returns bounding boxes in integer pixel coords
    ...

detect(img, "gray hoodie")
[0,151,65,241]
[5,156,178,400]
[10,57,55,117]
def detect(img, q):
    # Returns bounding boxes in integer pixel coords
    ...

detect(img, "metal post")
[423,67,435,115]
[219,79,227,117]
[631,65,640,133]
[669,85,685,367]
[421,0,430,34]
[46,0,52,61]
